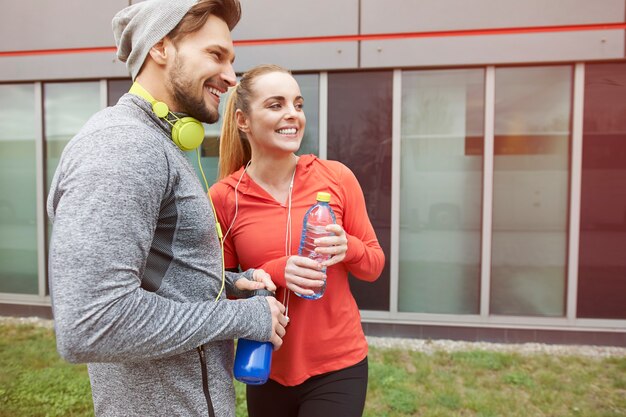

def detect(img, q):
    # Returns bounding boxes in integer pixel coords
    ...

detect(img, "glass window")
[491,66,572,317]
[294,74,319,157]
[108,79,132,106]
[327,71,392,311]
[0,84,38,294]
[45,82,102,192]
[578,62,626,319]
[399,69,484,314]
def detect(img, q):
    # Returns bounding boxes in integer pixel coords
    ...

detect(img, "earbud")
[130,82,205,151]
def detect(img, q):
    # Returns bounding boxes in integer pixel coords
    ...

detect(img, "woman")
[210,64,385,417]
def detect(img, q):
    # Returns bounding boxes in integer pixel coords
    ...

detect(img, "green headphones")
[129,82,205,151]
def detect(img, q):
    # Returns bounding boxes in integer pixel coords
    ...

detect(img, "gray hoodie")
[47,93,272,417]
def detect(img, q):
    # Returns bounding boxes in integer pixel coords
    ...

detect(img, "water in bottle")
[296,191,336,300]
[233,289,275,385]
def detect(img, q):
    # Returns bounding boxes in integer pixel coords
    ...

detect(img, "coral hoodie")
[210,155,385,385]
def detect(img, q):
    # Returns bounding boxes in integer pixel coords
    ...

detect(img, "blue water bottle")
[296,191,336,300]
[233,289,275,385]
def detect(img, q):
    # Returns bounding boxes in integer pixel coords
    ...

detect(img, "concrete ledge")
[0,303,53,320]
[362,322,626,347]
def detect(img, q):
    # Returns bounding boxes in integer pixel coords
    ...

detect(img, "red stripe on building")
[1,22,625,57]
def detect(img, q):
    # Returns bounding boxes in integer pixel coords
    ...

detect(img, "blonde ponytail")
[218,86,250,179]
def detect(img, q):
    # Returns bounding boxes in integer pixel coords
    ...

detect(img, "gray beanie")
[112,0,199,80]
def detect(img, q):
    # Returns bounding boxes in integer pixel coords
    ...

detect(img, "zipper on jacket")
[198,345,216,417]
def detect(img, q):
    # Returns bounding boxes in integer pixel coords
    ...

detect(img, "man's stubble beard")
[168,54,220,124]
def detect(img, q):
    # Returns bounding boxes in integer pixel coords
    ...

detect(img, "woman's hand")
[315,224,348,267]
[234,269,277,293]
[284,256,326,297]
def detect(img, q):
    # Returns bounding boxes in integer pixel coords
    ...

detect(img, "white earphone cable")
[225,157,297,320]
[222,160,251,243]
[282,165,296,320]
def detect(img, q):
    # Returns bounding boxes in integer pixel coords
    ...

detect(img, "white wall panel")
[234,42,357,73]
[361,0,625,34]
[0,0,128,52]
[233,0,358,40]
[361,30,624,68]
[0,53,129,82]
[1,1,623,80]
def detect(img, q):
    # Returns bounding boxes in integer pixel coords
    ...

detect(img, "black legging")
[246,357,368,417]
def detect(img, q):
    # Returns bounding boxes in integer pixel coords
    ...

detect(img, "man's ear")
[148,39,169,65]
[235,109,250,133]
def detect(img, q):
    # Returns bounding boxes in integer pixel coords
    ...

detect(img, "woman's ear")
[235,109,250,133]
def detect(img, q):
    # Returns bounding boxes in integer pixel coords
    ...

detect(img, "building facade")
[1,0,625,345]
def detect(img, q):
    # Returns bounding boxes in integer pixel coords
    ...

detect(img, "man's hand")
[266,297,288,350]
[234,269,277,292]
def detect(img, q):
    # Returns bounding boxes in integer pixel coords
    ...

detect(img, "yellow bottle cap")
[316,192,331,202]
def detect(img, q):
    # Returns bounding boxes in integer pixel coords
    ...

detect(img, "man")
[47,1,287,416]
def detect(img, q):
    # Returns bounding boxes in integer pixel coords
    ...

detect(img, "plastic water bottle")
[296,191,336,300]
[233,289,275,385]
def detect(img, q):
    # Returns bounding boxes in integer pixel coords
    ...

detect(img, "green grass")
[366,349,626,417]
[1,322,625,417]
[0,323,92,417]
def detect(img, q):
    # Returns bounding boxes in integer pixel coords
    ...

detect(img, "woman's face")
[239,71,306,156]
